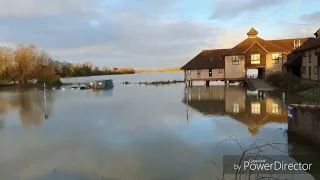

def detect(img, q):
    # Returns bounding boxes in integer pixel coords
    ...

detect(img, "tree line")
[0,44,136,85]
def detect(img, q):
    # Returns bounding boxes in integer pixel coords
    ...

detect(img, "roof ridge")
[266,37,310,41]
[203,48,231,51]
[257,37,290,52]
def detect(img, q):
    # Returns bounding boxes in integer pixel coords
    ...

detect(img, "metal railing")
[243,75,256,91]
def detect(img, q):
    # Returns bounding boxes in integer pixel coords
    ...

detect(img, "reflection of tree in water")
[10,90,53,127]
[0,98,10,130]
[0,118,4,130]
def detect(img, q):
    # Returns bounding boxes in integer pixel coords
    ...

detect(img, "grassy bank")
[265,72,320,101]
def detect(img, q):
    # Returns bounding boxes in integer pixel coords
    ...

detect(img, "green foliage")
[297,87,320,101]
[53,62,136,77]
[265,72,319,93]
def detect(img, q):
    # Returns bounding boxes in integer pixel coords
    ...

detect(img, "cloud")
[210,0,298,19]
[0,0,319,69]
[300,11,320,23]
[0,0,95,18]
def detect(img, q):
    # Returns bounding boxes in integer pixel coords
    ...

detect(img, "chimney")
[294,39,301,49]
[247,27,258,38]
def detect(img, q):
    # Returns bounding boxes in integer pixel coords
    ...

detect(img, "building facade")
[181,27,311,83]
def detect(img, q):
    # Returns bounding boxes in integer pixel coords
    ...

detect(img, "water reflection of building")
[183,86,287,136]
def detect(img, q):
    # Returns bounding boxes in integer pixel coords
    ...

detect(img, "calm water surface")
[0,72,318,180]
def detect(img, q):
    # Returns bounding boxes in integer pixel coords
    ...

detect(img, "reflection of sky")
[0,75,314,180]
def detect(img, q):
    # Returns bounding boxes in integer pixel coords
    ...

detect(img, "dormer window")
[210,57,214,62]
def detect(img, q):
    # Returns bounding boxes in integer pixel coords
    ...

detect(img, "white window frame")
[188,70,191,74]
[197,69,201,77]
[251,102,261,115]
[272,54,280,64]
[251,54,260,64]
[272,104,279,114]
[232,56,239,65]
[233,103,239,114]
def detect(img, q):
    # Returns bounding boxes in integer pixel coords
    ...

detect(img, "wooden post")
[206,81,209,87]
[313,87,315,96]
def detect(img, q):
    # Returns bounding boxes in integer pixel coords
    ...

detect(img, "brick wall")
[288,104,320,145]
[225,55,246,79]
[301,49,319,81]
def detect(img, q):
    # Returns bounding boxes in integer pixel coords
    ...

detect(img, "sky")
[0,0,319,69]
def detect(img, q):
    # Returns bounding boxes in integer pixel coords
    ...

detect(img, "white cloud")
[0,0,90,18]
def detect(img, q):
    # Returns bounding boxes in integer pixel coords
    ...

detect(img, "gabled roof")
[224,37,290,56]
[267,38,309,52]
[292,38,320,53]
[284,53,302,66]
[181,49,229,70]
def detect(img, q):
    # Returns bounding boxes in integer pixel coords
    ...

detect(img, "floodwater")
[0,72,319,180]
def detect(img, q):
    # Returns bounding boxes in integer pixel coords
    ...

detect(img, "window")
[303,66,306,74]
[197,70,201,77]
[251,103,261,115]
[272,54,279,64]
[251,54,260,64]
[309,51,312,63]
[219,69,223,74]
[188,70,191,74]
[209,69,212,77]
[233,104,239,113]
[309,66,312,75]
[272,104,279,114]
[315,66,318,74]
[232,56,239,65]
[210,57,214,62]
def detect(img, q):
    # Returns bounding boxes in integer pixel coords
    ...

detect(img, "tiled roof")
[267,38,309,52]
[292,38,320,53]
[284,53,302,66]
[224,37,290,56]
[181,49,229,70]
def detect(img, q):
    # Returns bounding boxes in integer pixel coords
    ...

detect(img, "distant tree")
[0,47,13,81]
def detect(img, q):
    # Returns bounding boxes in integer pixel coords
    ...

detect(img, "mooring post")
[205,81,209,87]
[44,89,48,119]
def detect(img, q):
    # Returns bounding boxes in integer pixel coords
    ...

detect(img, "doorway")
[258,68,265,79]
